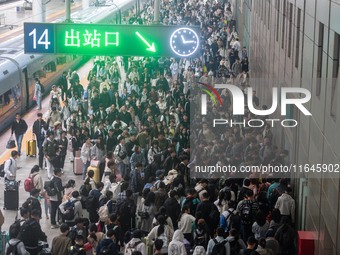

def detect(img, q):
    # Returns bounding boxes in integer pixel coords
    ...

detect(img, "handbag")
[90,160,100,168]
[138,211,150,219]
[6,136,16,149]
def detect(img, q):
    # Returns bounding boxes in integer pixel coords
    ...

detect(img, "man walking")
[11,113,28,156]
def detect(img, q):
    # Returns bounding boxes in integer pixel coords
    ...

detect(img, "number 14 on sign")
[29,28,51,49]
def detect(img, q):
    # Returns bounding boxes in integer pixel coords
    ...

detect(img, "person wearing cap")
[124,230,146,255]
[50,168,65,229]
[242,236,260,255]
[20,209,47,255]
[43,131,59,179]
[22,188,42,218]
[59,191,83,227]
[33,113,47,168]
[51,223,72,255]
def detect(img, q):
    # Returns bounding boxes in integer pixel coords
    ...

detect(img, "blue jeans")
[15,134,23,154]
[82,160,90,180]
[117,162,126,178]
[36,95,42,109]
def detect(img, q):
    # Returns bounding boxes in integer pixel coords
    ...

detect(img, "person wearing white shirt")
[275,187,295,223]
[4,151,19,181]
[178,206,196,243]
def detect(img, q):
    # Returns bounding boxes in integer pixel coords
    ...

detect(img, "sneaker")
[51,225,59,229]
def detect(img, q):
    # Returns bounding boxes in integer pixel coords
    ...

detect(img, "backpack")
[211,239,228,255]
[229,210,242,231]
[44,180,57,196]
[24,175,35,192]
[240,201,253,224]
[79,184,91,197]
[6,241,21,255]
[124,241,142,255]
[119,200,133,218]
[85,195,98,211]
[63,200,76,221]
[118,145,127,160]
[194,228,206,246]
[168,243,180,255]
[69,245,85,255]
[0,163,5,177]
[98,201,110,222]
[228,239,242,255]
[0,159,13,178]
[9,219,23,239]
[111,200,124,216]
[98,242,114,255]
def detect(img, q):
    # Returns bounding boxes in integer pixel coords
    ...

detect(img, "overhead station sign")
[24,23,200,58]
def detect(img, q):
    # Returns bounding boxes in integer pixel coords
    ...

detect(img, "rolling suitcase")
[73,157,83,175]
[87,166,100,184]
[26,138,37,157]
[4,184,19,210]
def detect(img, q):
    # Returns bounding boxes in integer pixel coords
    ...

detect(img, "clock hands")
[181,35,196,44]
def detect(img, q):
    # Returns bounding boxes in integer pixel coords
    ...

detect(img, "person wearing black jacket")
[58,71,68,101]
[50,169,65,229]
[11,113,28,156]
[19,209,47,255]
[22,188,42,219]
[96,229,119,255]
[32,113,47,169]
[119,190,137,235]
[196,192,219,238]
[163,190,181,230]
[125,135,137,159]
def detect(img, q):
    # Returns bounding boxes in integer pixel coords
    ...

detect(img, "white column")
[32,0,43,22]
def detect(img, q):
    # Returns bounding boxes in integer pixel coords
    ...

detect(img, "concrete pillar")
[153,0,159,23]
[65,0,71,22]
[32,0,43,22]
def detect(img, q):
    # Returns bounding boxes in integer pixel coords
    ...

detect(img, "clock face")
[170,27,199,57]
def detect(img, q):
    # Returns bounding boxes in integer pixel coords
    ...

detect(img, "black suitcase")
[4,189,19,210]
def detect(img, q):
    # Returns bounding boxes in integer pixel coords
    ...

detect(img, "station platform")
[0,60,93,244]
[0,0,83,43]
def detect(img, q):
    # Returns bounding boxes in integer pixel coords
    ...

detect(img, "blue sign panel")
[24,23,55,54]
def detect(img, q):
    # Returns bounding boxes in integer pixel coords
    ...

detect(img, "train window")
[0,84,21,114]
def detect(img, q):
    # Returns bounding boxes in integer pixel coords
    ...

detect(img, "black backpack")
[68,245,85,255]
[228,239,242,255]
[63,200,76,220]
[229,211,242,231]
[211,239,228,255]
[85,195,98,211]
[0,163,5,177]
[6,241,20,255]
[79,184,91,197]
[44,180,57,197]
[240,201,253,224]
[98,242,114,255]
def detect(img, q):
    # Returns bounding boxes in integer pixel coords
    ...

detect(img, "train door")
[22,67,30,111]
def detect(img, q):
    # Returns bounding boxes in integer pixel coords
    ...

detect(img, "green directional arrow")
[135,31,156,52]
